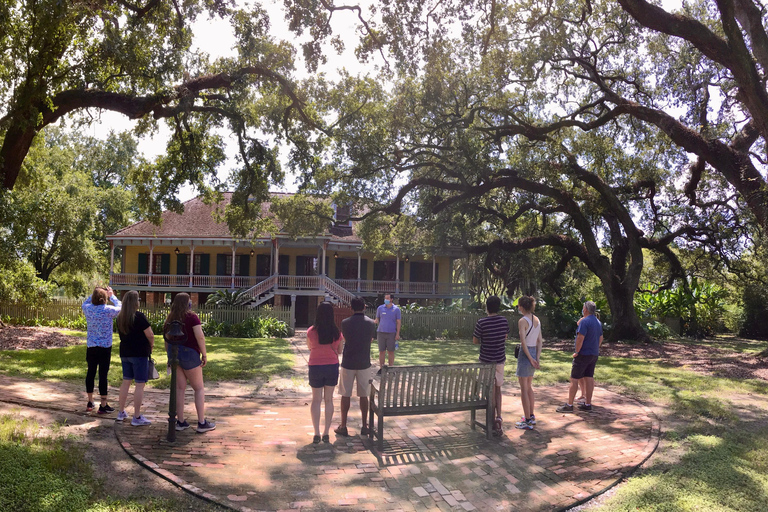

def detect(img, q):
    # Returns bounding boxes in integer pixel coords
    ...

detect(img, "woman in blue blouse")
[82,286,121,413]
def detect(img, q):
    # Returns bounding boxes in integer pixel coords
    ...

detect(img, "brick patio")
[0,367,658,512]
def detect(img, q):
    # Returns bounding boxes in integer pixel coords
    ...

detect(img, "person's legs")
[185,366,206,424]
[567,378,579,404]
[85,347,98,403]
[584,377,595,404]
[175,367,188,423]
[359,396,369,429]
[118,379,132,413]
[518,377,532,419]
[387,350,395,366]
[495,385,502,419]
[578,378,587,401]
[133,382,146,418]
[97,347,112,406]
[339,396,351,428]
[310,386,323,436]
[323,385,335,436]
[378,351,386,368]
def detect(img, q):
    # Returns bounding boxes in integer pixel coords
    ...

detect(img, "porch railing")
[110,273,468,296]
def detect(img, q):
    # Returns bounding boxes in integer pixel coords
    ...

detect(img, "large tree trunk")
[603,281,651,343]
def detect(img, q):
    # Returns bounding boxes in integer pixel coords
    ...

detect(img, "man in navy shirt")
[557,301,603,413]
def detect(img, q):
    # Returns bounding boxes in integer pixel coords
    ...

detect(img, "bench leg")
[378,415,384,451]
[470,408,476,430]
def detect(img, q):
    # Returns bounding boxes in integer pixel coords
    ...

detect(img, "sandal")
[312,435,321,444]
[322,434,330,443]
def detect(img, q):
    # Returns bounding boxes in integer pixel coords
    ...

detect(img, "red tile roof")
[109,193,362,243]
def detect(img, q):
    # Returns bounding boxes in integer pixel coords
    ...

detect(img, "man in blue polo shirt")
[557,301,603,412]
[375,293,401,374]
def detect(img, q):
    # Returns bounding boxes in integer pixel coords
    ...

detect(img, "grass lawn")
[0,412,222,512]
[394,338,768,512]
[0,334,294,390]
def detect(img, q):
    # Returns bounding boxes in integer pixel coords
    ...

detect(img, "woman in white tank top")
[515,296,543,429]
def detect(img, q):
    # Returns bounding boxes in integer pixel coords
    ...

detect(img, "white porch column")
[289,294,297,334]
[395,254,400,295]
[432,254,437,295]
[231,243,237,289]
[189,242,195,288]
[148,241,154,287]
[357,250,362,292]
[109,241,115,284]
[321,241,328,275]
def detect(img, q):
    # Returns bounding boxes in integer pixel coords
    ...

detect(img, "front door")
[295,296,310,327]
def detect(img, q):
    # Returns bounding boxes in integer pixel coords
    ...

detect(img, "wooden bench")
[368,363,497,450]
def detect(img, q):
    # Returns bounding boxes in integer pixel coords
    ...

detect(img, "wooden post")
[189,242,195,288]
[148,241,154,287]
[231,243,236,289]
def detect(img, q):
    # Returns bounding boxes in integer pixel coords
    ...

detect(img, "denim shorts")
[308,363,339,388]
[121,356,150,383]
[167,345,202,371]
[515,346,538,378]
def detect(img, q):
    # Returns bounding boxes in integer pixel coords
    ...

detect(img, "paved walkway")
[0,337,659,512]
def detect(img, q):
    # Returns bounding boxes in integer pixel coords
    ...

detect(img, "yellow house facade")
[107,193,468,327]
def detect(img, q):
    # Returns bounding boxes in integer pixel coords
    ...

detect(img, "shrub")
[740,284,768,340]
[201,316,288,338]
[645,320,672,340]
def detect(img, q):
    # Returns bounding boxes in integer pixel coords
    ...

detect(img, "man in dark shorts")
[334,296,377,437]
[556,300,603,413]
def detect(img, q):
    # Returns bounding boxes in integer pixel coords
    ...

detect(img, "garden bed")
[0,325,83,351]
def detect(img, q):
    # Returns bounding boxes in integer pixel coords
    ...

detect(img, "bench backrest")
[378,363,496,412]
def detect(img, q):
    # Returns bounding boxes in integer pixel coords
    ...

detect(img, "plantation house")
[107,193,469,327]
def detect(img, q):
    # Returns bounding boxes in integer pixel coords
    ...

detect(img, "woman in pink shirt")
[306,301,344,443]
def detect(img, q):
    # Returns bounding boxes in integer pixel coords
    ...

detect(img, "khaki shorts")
[338,367,373,397]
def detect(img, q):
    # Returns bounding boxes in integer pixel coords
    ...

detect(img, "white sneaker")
[131,415,151,427]
[116,410,128,422]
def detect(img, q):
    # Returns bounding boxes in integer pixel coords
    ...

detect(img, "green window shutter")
[216,254,227,275]
[177,254,188,275]
[278,255,290,275]
[238,254,250,276]
[200,254,210,275]
[161,254,170,274]
[256,254,271,276]
[138,253,148,274]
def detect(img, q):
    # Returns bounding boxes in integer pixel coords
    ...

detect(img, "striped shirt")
[473,315,509,363]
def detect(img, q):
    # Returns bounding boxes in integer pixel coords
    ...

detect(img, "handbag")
[148,358,160,380]
[514,317,535,359]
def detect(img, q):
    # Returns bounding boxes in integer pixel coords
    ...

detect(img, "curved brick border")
[555,397,660,512]
[112,385,661,512]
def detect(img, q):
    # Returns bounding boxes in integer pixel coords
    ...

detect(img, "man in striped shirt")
[472,296,509,435]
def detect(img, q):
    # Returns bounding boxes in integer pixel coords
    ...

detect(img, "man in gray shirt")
[335,296,377,437]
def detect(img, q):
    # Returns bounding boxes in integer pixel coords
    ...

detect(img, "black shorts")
[308,363,339,388]
[571,354,599,379]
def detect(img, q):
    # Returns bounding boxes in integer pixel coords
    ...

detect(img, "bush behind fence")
[0,300,291,328]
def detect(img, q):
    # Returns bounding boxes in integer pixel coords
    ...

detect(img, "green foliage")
[645,321,672,340]
[202,316,288,338]
[635,279,729,337]
[206,289,253,308]
[740,284,768,340]
[0,258,53,305]
[268,195,334,240]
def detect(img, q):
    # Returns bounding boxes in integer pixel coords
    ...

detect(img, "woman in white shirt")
[515,296,543,429]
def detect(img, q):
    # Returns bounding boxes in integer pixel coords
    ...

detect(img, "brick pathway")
[0,337,659,512]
